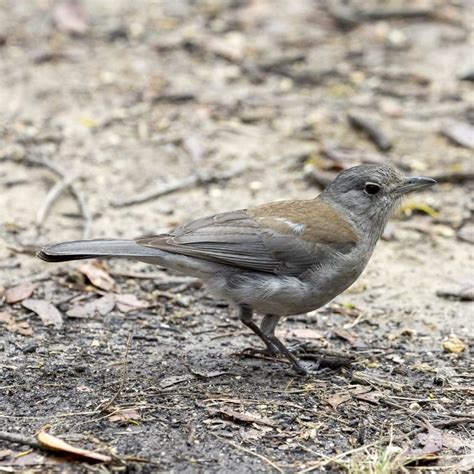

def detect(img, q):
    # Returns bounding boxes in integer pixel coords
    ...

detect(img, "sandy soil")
[0,0,473,472]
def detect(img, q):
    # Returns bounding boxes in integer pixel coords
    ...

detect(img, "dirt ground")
[0,0,473,472]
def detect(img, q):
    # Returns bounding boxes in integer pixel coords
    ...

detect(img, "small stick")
[5,155,92,239]
[431,171,474,184]
[111,166,247,208]
[348,112,393,151]
[304,168,335,189]
[36,175,78,232]
[0,430,42,449]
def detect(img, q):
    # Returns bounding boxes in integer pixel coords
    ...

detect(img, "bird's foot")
[240,346,279,358]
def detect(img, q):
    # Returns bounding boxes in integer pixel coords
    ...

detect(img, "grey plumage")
[38,164,436,374]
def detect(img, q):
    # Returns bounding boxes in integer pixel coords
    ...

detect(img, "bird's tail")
[37,239,160,262]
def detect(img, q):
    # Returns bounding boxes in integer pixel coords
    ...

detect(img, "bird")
[38,164,436,375]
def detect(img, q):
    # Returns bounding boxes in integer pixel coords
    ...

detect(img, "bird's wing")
[136,200,359,277]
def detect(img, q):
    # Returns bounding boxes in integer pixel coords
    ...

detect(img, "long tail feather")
[37,239,159,262]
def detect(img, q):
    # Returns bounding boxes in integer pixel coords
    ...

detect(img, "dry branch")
[111,165,247,207]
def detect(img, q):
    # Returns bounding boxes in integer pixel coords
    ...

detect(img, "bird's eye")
[364,182,381,195]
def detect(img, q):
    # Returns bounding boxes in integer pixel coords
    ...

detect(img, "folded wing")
[137,203,357,277]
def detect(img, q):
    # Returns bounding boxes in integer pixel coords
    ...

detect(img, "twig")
[5,155,92,239]
[431,171,474,184]
[327,2,435,30]
[98,332,133,413]
[0,430,42,449]
[111,165,247,207]
[351,371,405,391]
[36,175,78,232]
[348,112,393,151]
[210,434,284,473]
[303,167,335,189]
[362,6,435,21]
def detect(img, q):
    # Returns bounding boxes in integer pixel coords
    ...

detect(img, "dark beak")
[394,176,437,195]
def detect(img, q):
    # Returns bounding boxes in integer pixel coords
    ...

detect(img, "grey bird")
[38,164,436,374]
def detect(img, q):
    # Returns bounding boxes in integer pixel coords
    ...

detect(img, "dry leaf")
[437,281,474,302]
[455,452,474,471]
[327,392,351,409]
[67,294,115,318]
[115,294,148,313]
[458,223,474,244]
[77,263,115,291]
[442,336,466,353]
[159,374,194,389]
[400,201,439,218]
[22,299,63,328]
[404,427,443,461]
[108,409,141,423]
[53,0,88,35]
[0,312,12,324]
[442,121,474,149]
[5,282,37,304]
[327,385,372,409]
[37,429,111,463]
[207,408,276,427]
[0,311,33,336]
[355,390,383,404]
[441,432,469,451]
[333,328,364,347]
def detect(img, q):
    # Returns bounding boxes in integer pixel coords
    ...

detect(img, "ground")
[0,0,473,472]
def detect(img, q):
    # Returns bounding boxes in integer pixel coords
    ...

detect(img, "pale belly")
[208,256,367,316]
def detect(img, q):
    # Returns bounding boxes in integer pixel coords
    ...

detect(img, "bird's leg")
[262,314,308,375]
[240,309,308,375]
[239,306,279,355]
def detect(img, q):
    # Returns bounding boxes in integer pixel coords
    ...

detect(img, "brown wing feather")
[136,199,358,276]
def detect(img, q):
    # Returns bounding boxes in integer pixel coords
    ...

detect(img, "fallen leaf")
[159,374,194,389]
[442,121,474,149]
[333,328,364,347]
[53,0,88,35]
[437,280,474,301]
[327,392,351,409]
[355,390,383,404]
[2,310,33,336]
[108,409,141,423]
[77,262,115,291]
[442,335,466,353]
[240,426,273,441]
[207,408,276,427]
[458,223,474,244]
[0,312,12,324]
[404,427,443,462]
[115,293,148,313]
[400,201,439,218]
[67,294,115,318]
[441,432,470,451]
[321,146,387,169]
[37,429,111,463]
[327,385,372,409]
[22,299,63,328]
[186,368,231,379]
[5,282,37,304]
[454,452,474,471]
[0,449,14,460]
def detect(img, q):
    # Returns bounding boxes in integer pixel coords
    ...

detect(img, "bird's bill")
[393,176,437,194]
